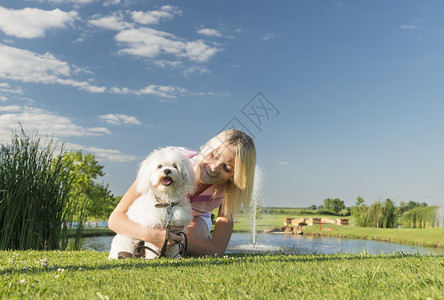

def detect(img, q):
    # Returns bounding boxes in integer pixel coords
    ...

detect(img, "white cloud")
[103,0,121,6]
[88,6,182,30]
[399,25,418,30]
[0,44,215,98]
[277,161,288,165]
[0,43,106,93]
[110,84,227,98]
[99,114,141,125]
[0,103,137,163]
[87,8,220,63]
[0,6,78,39]
[88,13,131,31]
[0,105,21,112]
[115,27,219,62]
[262,33,280,41]
[191,91,231,97]
[109,84,185,98]
[0,105,111,139]
[66,143,138,162]
[137,84,186,98]
[0,82,23,101]
[159,99,178,103]
[109,86,132,94]
[197,28,223,37]
[1,82,13,88]
[46,0,95,5]
[183,65,211,76]
[153,60,182,68]
[131,5,182,25]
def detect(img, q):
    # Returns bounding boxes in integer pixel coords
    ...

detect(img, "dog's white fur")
[108,147,195,259]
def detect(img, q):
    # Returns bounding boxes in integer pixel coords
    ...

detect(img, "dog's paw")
[118,251,133,259]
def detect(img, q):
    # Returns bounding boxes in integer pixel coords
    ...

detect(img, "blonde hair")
[195,129,256,220]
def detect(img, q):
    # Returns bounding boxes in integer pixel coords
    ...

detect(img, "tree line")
[304,198,349,216]
[304,197,437,229]
[351,196,436,228]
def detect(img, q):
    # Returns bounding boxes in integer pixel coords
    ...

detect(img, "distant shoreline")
[73,225,444,250]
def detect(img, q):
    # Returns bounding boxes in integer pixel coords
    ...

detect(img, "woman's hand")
[168,228,186,248]
[148,226,185,249]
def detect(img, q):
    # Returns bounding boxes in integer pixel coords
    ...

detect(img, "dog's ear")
[135,152,155,195]
[180,156,196,195]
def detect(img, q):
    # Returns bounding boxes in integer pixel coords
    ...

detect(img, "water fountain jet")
[437,207,444,227]
[250,165,263,246]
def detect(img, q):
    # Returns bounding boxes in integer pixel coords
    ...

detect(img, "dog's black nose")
[164,169,171,175]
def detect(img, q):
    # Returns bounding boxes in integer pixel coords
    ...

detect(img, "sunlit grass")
[1,250,443,299]
[304,225,444,248]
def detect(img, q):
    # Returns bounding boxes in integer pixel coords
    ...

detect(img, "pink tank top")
[174,147,224,217]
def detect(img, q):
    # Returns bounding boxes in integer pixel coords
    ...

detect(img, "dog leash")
[128,202,187,259]
[158,206,173,257]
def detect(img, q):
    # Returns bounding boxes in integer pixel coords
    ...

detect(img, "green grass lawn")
[304,225,444,248]
[1,251,443,299]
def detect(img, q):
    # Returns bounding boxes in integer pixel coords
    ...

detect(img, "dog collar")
[154,195,179,208]
[154,202,178,208]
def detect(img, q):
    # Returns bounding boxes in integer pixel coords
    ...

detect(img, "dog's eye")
[157,164,162,169]
[172,163,178,169]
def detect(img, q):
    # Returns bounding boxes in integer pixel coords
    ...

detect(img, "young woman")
[108,129,256,256]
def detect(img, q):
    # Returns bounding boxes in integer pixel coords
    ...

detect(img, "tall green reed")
[400,206,440,228]
[0,127,74,250]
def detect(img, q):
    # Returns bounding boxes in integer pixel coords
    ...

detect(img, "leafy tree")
[308,204,317,210]
[323,198,345,214]
[86,182,117,220]
[323,198,332,211]
[352,197,398,228]
[60,151,114,247]
[381,199,396,228]
[407,201,422,210]
[332,198,345,214]
[351,196,368,227]
[62,151,115,220]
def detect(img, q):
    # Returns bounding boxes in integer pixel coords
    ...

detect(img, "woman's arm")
[186,210,234,257]
[108,181,183,249]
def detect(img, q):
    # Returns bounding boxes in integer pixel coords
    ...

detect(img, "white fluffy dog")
[108,147,195,259]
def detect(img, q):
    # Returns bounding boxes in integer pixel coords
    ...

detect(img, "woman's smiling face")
[198,145,236,185]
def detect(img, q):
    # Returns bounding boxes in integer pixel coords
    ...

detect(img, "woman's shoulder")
[171,146,200,159]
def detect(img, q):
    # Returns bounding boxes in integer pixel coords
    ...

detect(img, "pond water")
[70,233,444,255]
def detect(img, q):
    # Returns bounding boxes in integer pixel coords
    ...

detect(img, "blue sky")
[1,0,444,208]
